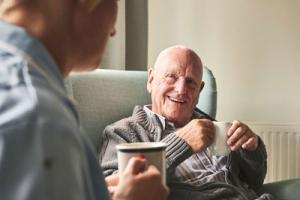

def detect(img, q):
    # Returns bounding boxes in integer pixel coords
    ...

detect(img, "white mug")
[208,121,232,156]
[116,142,167,184]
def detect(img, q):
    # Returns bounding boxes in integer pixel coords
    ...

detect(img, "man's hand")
[176,119,214,153]
[227,120,258,151]
[113,157,169,200]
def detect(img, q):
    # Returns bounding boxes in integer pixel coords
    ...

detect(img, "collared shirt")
[143,105,230,185]
[0,21,109,200]
[143,105,176,130]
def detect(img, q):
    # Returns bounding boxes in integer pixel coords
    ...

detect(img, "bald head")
[153,45,203,80]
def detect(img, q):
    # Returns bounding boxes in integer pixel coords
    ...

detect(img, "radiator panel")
[249,123,300,183]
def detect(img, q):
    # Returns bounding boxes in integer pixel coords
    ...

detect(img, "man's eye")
[186,80,198,89]
[165,75,176,83]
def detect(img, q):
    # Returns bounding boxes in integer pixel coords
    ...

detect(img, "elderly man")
[100,45,273,200]
[0,0,169,200]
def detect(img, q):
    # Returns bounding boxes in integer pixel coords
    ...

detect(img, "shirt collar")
[143,105,176,130]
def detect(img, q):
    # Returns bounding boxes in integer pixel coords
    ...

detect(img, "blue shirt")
[0,21,109,200]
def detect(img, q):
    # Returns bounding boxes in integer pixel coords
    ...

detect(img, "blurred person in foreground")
[0,0,169,200]
[100,45,273,200]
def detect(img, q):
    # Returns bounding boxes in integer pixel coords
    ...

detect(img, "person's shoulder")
[0,53,38,129]
[0,52,77,133]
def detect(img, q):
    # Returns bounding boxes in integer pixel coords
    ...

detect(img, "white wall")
[148,0,300,123]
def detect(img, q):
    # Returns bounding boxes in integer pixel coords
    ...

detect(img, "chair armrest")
[257,179,300,200]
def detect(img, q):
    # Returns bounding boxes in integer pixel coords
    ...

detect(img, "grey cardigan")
[100,106,272,200]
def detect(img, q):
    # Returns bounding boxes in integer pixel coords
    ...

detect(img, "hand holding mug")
[176,119,214,153]
[113,157,169,200]
[227,120,258,151]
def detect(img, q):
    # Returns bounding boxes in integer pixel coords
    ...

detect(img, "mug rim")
[116,142,167,153]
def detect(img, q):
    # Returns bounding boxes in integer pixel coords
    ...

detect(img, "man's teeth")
[169,97,185,103]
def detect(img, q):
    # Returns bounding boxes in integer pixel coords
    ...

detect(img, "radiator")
[249,123,300,183]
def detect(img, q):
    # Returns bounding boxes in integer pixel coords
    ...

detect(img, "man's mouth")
[168,96,186,103]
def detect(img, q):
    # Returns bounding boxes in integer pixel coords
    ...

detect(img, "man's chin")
[165,114,189,127]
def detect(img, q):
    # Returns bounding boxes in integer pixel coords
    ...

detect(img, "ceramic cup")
[116,142,167,184]
[208,121,232,156]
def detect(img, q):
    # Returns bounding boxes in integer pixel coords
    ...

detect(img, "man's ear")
[195,81,205,105]
[147,67,154,93]
[199,81,205,93]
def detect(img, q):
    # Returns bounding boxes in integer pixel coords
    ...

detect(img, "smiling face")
[147,47,204,127]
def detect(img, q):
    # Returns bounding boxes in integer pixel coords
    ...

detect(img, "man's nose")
[175,79,187,94]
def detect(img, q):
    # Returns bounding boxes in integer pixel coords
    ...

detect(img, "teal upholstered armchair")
[68,68,300,200]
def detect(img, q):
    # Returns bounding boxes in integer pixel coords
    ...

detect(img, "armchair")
[68,68,300,200]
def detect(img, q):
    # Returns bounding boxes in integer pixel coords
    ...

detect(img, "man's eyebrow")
[185,76,196,81]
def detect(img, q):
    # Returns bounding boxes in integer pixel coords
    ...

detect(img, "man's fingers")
[228,126,245,145]
[227,120,242,137]
[242,136,258,151]
[229,134,248,151]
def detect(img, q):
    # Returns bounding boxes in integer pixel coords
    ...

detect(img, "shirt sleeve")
[100,124,127,177]
[161,133,193,172]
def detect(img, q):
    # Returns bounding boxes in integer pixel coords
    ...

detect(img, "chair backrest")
[67,66,217,151]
